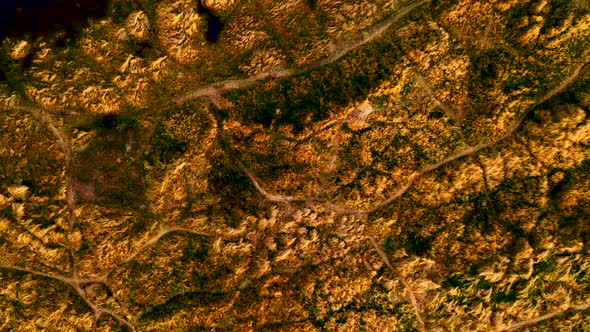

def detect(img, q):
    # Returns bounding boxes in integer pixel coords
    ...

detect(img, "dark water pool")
[196,0,223,43]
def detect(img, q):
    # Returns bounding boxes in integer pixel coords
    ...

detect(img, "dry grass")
[0,0,589,330]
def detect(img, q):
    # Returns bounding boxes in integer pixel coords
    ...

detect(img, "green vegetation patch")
[222,36,403,132]
[143,122,188,166]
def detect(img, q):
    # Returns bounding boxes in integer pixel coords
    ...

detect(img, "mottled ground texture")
[1,0,590,331]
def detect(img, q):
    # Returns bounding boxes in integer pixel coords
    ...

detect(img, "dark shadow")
[71,114,146,209]
[0,0,112,42]
[0,0,113,85]
[101,113,119,129]
[196,0,223,42]
[129,40,154,59]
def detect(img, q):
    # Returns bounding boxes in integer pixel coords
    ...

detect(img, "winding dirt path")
[308,0,431,68]
[414,74,457,118]
[367,60,589,212]
[237,160,307,203]
[0,263,133,331]
[6,105,76,227]
[6,105,80,275]
[0,1,587,330]
[0,104,135,328]
[231,58,589,332]
[173,0,431,105]
[99,224,211,277]
[497,302,590,332]
[0,1,436,327]
[239,59,589,217]
[369,236,427,332]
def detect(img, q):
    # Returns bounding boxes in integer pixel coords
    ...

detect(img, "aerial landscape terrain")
[0,0,589,330]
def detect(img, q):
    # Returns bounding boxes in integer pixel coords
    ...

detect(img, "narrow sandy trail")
[5,105,76,227]
[309,0,431,69]
[237,161,307,203]
[173,0,431,104]
[369,236,427,332]
[366,60,589,213]
[0,263,134,331]
[0,104,138,328]
[0,3,439,325]
[99,225,211,276]
[4,105,81,277]
[238,60,589,216]
[0,264,103,285]
[231,59,589,332]
[414,74,457,118]
[497,302,590,332]
[0,2,587,331]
